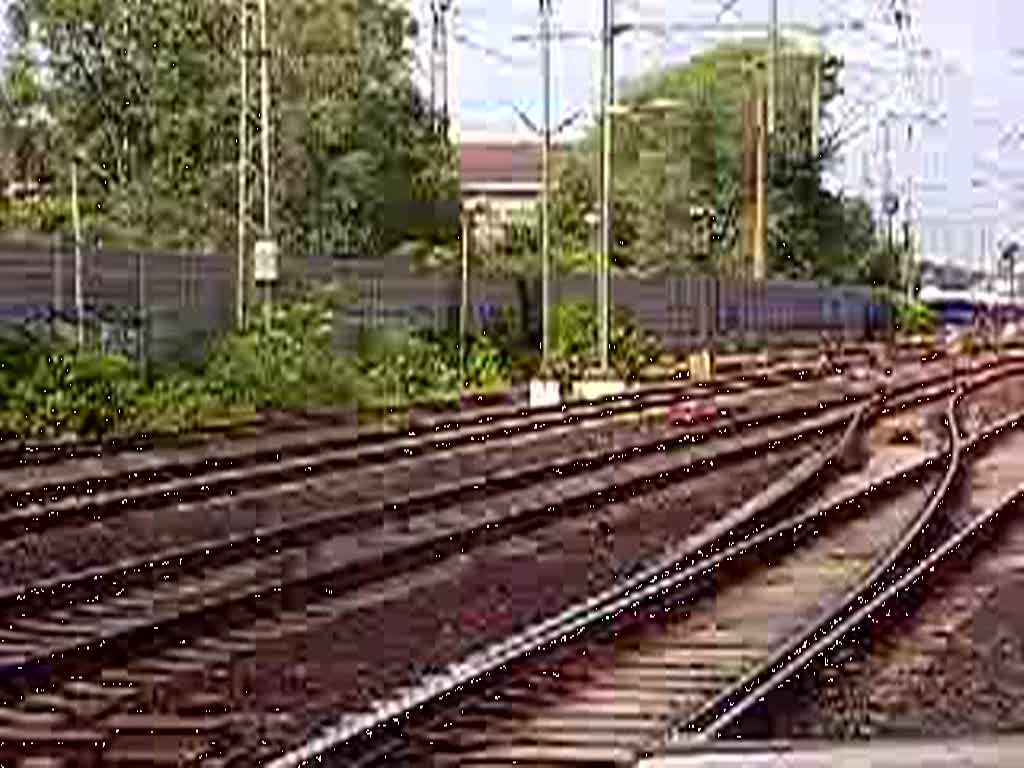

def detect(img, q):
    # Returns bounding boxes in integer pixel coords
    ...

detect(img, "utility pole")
[753,90,767,280]
[439,0,451,126]
[71,155,84,348]
[1006,243,1019,302]
[237,0,249,330]
[255,0,276,328]
[598,0,614,373]
[739,90,756,275]
[459,206,475,387]
[882,117,897,256]
[540,0,552,365]
[767,0,779,136]
[429,1,439,128]
[810,41,821,160]
[881,115,900,341]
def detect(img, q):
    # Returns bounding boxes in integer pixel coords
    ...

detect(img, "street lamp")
[70,150,85,347]
[460,202,485,387]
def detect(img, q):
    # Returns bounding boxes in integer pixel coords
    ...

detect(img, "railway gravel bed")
[0,340,947,504]
[364,409,949,767]
[0,356,983,625]
[0,417,842,765]
[0,403,880,765]
[0,384,865,595]
[0,356,1007,768]
[267,368,1024,768]
[0,354,883,502]
[749,394,1024,742]
[239,393,974,765]
[0,341,901,471]
[0,348,975,549]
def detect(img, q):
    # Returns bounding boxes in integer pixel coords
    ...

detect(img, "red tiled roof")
[460,142,541,188]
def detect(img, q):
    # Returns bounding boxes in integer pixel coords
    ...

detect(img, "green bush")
[355,326,461,408]
[465,331,510,391]
[0,290,664,440]
[896,300,936,337]
[0,286,359,441]
[0,340,145,439]
[203,296,354,409]
[546,301,662,385]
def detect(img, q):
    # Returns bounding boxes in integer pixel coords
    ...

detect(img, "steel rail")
[671,391,966,744]
[267,363,1022,768]
[261,402,876,768]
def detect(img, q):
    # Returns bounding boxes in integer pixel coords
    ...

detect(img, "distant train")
[919,285,1024,338]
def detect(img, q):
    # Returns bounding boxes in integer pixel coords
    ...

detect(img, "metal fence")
[0,239,234,364]
[330,257,889,352]
[0,242,888,364]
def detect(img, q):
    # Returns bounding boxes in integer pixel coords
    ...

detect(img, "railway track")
[0,371,883,597]
[0,353,994,608]
[661,380,1024,743]
[0,352,879,499]
[0,349,935,598]
[0,358,990,765]
[0,345,971,528]
[0,341,930,484]
[692,369,1024,745]
[263,368,1024,768]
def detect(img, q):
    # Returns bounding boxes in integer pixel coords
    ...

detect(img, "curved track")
[0,353,1010,767]
[263,375,1005,767]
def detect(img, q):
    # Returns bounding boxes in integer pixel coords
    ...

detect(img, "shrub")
[465,331,510,391]
[546,302,662,385]
[896,300,936,337]
[202,294,355,409]
[0,339,145,439]
[355,326,460,408]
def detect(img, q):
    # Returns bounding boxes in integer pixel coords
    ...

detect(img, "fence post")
[52,239,63,314]
[136,251,148,374]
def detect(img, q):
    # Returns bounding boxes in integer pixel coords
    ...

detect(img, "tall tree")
[0,0,455,262]
[551,37,881,282]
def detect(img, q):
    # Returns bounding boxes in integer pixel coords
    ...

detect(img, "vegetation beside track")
[0,287,666,443]
[0,284,975,446]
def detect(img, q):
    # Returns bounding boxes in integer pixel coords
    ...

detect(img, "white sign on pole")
[253,239,279,283]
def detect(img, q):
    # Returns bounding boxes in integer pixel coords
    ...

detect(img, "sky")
[411,0,1024,276]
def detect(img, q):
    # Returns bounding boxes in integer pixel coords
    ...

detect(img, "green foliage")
[354,312,521,406]
[355,326,460,409]
[1,0,455,260]
[895,300,936,337]
[0,290,357,441]
[0,289,666,440]
[0,339,145,439]
[550,38,881,282]
[203,295,355,409]
[546,302,662,385]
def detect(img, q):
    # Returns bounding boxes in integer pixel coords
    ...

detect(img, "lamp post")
[1004,242,1020,302]
[539,0,552,367]
[70,152,84,347]
[583,208,600,360]
[459,203,483,387]
[253,0,277,332]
